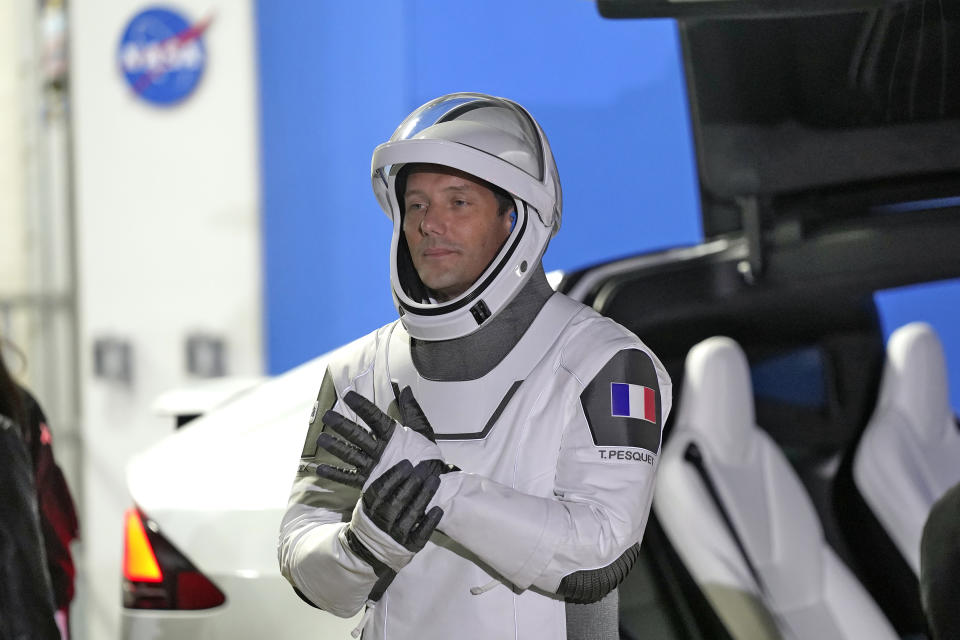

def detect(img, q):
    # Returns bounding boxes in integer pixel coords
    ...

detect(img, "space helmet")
[371,92,562,341]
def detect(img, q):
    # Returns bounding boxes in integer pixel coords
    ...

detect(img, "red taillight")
[121,507,226,610]
[123,509,162,582]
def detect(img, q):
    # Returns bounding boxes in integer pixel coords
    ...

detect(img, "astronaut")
[278,93,672,639]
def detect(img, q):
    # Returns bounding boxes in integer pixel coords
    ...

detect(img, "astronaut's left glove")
[316,388,453,490]
[343,458,444,574]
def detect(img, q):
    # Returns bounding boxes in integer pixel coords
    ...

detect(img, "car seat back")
[654,336,897,640]
[853,321,960,575]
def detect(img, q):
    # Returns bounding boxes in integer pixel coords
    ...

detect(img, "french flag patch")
[610,382,656,423]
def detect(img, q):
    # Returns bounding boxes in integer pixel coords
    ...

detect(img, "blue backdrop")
[255,1,700,374]
[255,1,960,412]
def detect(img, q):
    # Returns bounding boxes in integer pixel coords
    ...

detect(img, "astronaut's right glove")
[342,458,444,574]
[316,388,453,490]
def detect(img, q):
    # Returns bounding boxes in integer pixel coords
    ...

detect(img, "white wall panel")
[69,2,262,638]
[0,0,28,296]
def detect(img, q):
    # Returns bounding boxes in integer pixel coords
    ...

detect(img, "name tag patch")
[599,449,655,464]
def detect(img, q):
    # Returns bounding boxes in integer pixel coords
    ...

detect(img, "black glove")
[344,459,444,574]
[364,458,443,552]
[315,387,453,489]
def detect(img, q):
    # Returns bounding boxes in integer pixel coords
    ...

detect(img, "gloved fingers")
[344,391,397,441]
[363,459,413,516]
[398,386,437,443]
[315,432,372,471]
[313,463,366,489]
[374,469,424,533]
[322,410,380,457]
[392,505,421,544]
[394,469,440,542]
[406,505,444,552]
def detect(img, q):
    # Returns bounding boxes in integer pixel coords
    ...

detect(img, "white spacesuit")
[278,93,672,639]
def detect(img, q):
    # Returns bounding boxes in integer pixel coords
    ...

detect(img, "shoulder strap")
[683,442,767,595]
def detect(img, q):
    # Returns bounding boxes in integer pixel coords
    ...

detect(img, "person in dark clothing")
[920,480,960,640]
[0,348,60,639]
[0,345,79,639]
[19,390,80,637]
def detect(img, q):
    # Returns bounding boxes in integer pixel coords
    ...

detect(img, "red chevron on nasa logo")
[118,8,214,105]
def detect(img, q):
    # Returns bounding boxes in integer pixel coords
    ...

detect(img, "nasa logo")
[117,8,213,106]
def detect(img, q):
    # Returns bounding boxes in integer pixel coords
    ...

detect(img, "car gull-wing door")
[598,0,960,286]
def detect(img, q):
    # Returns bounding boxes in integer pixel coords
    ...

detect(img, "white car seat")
[853,322,960,576]
[654,336,897,640]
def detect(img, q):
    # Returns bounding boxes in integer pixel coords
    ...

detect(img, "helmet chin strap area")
[409,263,555,382]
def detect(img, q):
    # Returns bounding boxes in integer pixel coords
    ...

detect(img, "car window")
[874,277,960,412]
[751,347,827,409]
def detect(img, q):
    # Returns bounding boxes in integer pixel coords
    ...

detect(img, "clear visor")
[387,93,545,182]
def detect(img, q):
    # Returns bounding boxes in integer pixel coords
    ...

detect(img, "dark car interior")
[576,1,960,638]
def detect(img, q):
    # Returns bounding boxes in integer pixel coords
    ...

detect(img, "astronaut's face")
[402,167,512,302]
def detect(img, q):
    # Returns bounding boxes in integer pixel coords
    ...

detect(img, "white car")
[121,344,360,638]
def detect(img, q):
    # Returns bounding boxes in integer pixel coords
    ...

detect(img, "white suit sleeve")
[429,348,672,599]
[277,370,380,617]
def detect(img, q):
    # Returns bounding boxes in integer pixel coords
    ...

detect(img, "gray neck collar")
[410,264,554,381]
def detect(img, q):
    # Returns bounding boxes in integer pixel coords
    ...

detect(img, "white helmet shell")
[371,93,562,341]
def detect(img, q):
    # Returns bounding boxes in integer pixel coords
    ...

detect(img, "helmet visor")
[388,93,545,182]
